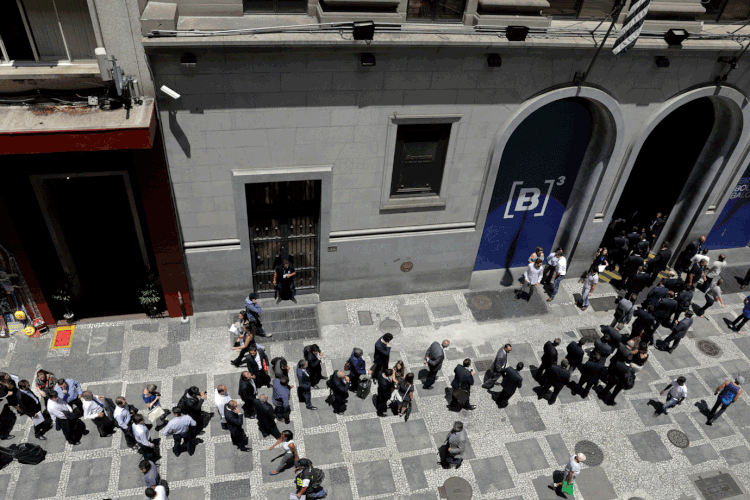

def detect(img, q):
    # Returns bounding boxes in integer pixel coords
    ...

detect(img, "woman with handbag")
[143,384,168,428]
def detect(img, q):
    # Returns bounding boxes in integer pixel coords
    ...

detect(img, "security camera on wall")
[159,85,181,100]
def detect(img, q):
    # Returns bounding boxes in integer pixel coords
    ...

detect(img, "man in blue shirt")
[296,360,317,411]
[348,348,370,391]
[730,295,750,335]
[245,292,272,337]
[161,407,197,456]
[272,376,292,424]
[55,378,84,416]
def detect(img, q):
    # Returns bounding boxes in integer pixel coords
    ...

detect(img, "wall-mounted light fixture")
[353,21,375,41]
[181,53,197,67]
[655,56,670,68]
[487,54,502,67]
[664,29,689,47]
[360,53,376,67]
[506,26,529,42]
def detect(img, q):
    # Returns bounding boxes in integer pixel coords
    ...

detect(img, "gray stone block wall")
[150,45,750,306]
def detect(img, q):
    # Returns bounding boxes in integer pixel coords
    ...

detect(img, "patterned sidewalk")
[1,269,750,500]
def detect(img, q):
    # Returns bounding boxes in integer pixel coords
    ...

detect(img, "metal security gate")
[246,180,320,296]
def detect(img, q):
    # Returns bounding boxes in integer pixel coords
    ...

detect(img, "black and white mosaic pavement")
[1,279,750,499]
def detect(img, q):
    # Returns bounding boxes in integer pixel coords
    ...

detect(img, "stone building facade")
[140,0,750,311]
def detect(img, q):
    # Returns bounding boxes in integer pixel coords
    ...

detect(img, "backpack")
[309,467,325,489]
[622,373,636,390]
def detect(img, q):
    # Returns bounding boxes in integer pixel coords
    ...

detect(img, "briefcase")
[356,378,371,400]
[452,388,470,405]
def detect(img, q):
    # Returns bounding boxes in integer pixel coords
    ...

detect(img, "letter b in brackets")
[503,178,564,219]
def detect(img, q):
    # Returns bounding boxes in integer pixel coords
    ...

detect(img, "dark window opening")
[406,0,467,22]
[0,0,36,61]
[391,123,452,197]
[700,0,750,22]
[243,0,307,13]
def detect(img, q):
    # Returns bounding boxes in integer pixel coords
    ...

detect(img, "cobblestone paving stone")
[1,278,750,499]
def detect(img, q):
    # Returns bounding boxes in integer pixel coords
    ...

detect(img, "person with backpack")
[707,376,745,425]
[653,376,687,417]
[346,348,370,392]
[269,430,298,476]
[293,458,326,499]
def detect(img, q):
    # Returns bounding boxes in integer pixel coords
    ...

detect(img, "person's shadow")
[723,317,737,331]
[647,399,664,414]
[550,470,569,498]
[695,399,711,418]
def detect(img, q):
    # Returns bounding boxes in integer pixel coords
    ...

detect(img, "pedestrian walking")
[593,333,613,360]
[549,453,586,492]
[482,344,511,389]
[347,348,370,391]
[304,344,324,388]
[653,291,678,327]
[626,267,651,296]
[686,259,707,288]
[578,266,599,310]
[546,250,567,302]
[697,279,725,318]
[730,295,750,334]
[245,292,271,337]
[376,368,394,416]
[439,421,467,469]
[296,360,317,411]
[611,294,636,328]
[274,259,297,304]
[635,233,650,258]
[647,212,666,243]
[214,385,232,430]
[609,230,629,271]
[142,384,168,428]
[542,248,561,285]
[539,359,570,404]
[330,371,350,415]
[592,247,609,271]
[449,359,476,410]
[372,333,393,378]
[601,356,634,406]
[701,254,727,292]
[132,413,159,462]
[574,352,606,398]
[223,400,249,451]
[139,459,160,488]
[658,311,694,353]
[629,305,657,346]
[536,338,560,381]
[272,376,292,424]
[144,484,169,500]
[494,362,524,408]
[565,339,586,373]
[675,236,705,274]
[653,376,687,417]
[671,285,694,323]
[621,253,645,291]
[646,241,671,284]
[247,346,272,388]
[230,311,255,366]
[115,396,137,448]
[160,407,197,457]
[292,458,326,499]
[645,282,669,308]
[269,430,298,475]
[707,376,744,425]
[238,371,257,418]
[254,394,282,439]
[516,259,544,301]
[423,339,449,389]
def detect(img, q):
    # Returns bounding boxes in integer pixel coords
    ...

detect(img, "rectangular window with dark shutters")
[390,123,452,197]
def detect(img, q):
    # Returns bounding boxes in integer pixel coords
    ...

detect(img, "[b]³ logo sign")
[503,176,566,219]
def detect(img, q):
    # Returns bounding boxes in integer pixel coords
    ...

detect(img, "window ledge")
[381,196,446,211]
[0,62,100,80]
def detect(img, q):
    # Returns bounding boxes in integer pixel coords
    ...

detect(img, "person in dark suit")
[494,362,524,408]
[645,283,669,308]
[246,346,271,388]
[536,339,560,381]
[575,353,606,398]
[602,357,633,405]
[372,333,393,378]
[607,340,636,380]
[661,273,683,293]
[622,254,645,290]
[252,394,281,439]
[376,369,394,416]
[238,371,257,418]
[654,291,679,327]
[629,306,658,346]
[659,311,694,353]
[539,360,571,404]
[626,227,641,252]
[647,241,671,283]
[627,269,651,297]
[347,348,370,392]
[18,379,49,440]
[296,360,316,411]
[224,401,250,451]
[304,344,324,388]
[450,359,476,410]
[601,325,623,347]
[179,387,206,432]
[672,285,695,323]
[594,334,613,360]
[634,233,650,258]
[686,259,707,287]
[423,340,449,389]
[609,231,630,270]
[676,236,705,274]
[647,213,666,243]
[330,371,350,415]
[482,344,512,389]
[565,340,586,373]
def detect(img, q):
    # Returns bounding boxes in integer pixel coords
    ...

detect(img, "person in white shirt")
[145,484,168,500]
[114,397,137,448]
[47,391,79,445]
[702,254,727,292]
[516,258,544,302]
[549,453,586,491]
[542,248,560,285]
[81,391,113,437]
[547,249,567,302]
[132,413,158,461]
[654,376,687,417]
[579,266,599,310]
[214,385,232,430]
